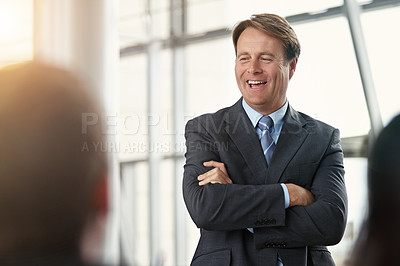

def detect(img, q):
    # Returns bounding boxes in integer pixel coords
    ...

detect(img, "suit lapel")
[224,99,268,185]
[267,105,309,184]
[223,100,309,185]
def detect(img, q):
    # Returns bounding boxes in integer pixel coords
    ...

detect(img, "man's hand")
[198,161,233,186]
[286,183,315,207]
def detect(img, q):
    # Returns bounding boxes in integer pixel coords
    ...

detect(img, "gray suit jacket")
[183,99,348,266]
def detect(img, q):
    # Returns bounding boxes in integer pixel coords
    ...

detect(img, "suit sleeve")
[253,128,348,248]
[183,117,286,231]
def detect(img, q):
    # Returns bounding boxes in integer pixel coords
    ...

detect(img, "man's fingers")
[198,175,220,186]
[199,176,232,186]
[198,179,208,186]
[203,160,222,168]
[197,161,233,186]
[304,190,315,205]
[203,160,228,175]
[287,183,315,207]
[198,167,232,186]
[197,167,217,181]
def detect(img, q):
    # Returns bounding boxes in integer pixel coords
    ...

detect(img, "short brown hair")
[232,13,301,62]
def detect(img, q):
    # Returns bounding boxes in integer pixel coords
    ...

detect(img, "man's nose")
[247,59,262,74]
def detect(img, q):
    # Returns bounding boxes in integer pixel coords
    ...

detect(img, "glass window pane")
[119,49,173,159]
[288,16,370,138]
[154,49,173,156]
[187,0,345,35]
[119,54,148,161]
[330,157,368,265]
[159,159,176,265]
[119,0,169,48]
[185,38,241,116]
[119,17,148,48]
[362,6,400,125]
[120,162,150,265]
[226,0,343,29]
[187,0,226,34]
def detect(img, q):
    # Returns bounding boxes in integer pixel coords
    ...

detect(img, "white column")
[33,0,120,264]
[145,0,164,264]
[170,0,187,264]
[33,0,74,69]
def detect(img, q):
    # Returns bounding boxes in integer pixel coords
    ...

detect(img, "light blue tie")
[257,116,275,166]
[257,116,283,266]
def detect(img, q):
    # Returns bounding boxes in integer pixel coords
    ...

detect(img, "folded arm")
[183,118,286,231]
[253,129,347,248]
[183,118,347,247]
[199,160,314,208]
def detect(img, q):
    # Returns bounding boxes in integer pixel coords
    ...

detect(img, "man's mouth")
[247,80,267,88]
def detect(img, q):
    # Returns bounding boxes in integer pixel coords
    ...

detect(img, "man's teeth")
[248,81,266,85]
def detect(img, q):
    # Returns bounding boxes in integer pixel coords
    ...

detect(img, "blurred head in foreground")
[0,61,107,265]
[350,114,400,266]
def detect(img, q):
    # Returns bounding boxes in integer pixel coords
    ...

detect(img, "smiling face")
[235,27,297,115]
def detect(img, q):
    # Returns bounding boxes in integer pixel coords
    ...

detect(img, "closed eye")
[261,57,272,62]
[238,56,249,61]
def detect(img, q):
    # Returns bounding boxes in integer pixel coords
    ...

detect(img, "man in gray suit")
[183,14,347,266]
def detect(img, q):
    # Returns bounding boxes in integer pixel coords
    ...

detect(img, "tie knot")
[257,116,274,131]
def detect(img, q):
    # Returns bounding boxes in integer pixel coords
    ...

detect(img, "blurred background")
[1,0,400,265]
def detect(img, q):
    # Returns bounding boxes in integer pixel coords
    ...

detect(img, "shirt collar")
[242,98,288,128]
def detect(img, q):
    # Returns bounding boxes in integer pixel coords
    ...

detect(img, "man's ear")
[289,57,298,79]
[94,172,108,215]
